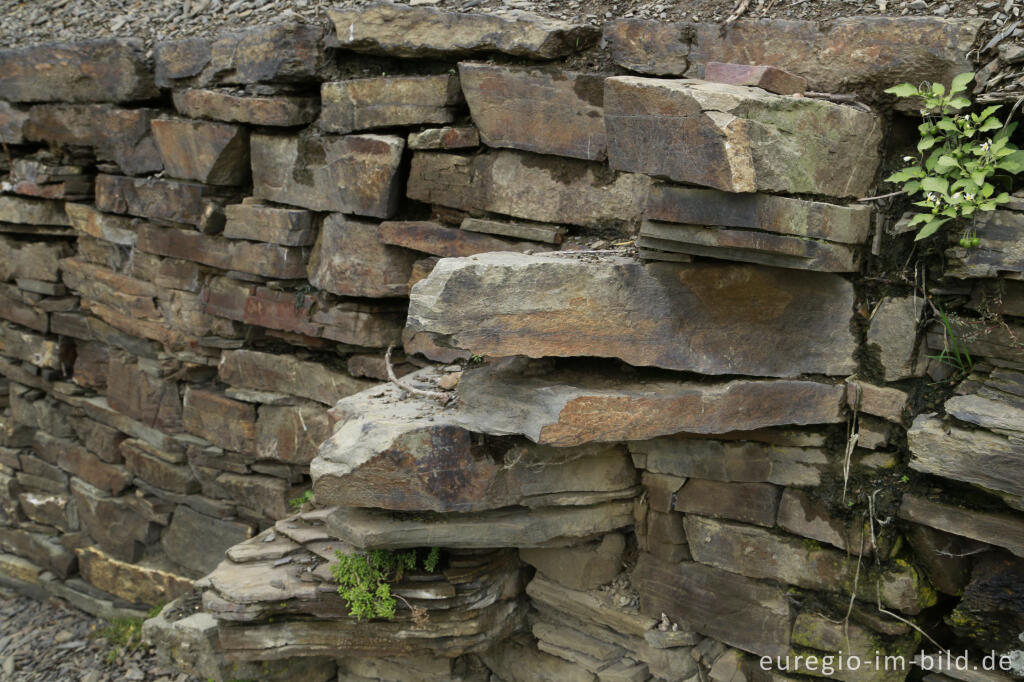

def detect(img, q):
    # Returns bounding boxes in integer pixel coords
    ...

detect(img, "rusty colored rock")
[95,174,235,228]
[320,74,462,133]
[151,118,250,185]
[308,215,418,298]
[674,480,780,527]
[251,133,404,219]
[703,62,807,94]
[172,88,319,127]
[605,77,881,197]
[0,39,157,103]
[182,388,257,454]
[64,203,138,246]
[223,201,316,246]
[407,125,480,150]
[0,102,29,144]
[378,221,538,258]
[106,354,183,433]
[219,349,373,406]
[406,253,857,377]
[77,545,193,606]
[459,63,606,161]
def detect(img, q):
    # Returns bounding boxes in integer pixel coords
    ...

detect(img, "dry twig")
[385,346,454,405]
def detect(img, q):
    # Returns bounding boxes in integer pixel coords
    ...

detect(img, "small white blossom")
[964,193,975,201]
[980,140,991,151]
[903,156,915,162]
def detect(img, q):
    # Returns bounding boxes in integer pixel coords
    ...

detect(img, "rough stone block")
[848,381,908,423]
[407,125,479,150]
[251,133,404,218]
[219,349,372,406]
[72,479,158,563]
[0,102,29,144]
[776,488,873,555]
[520,533,625,591]
[308,215,418,298]
[674,480,779,527]
[172,88,319,127]
[378,220,538,258]
[122,440,199,495]
[95,174,233,228]
[0,196,71,226]
[64,204,137,246]
[320,74,462,133]
[256,404,331,465]
[161,504,253,576]
[703,61,806,94]
[459,63,606,161]
[77,546,192,606]
[107,355,183,433]
[182,388,257,454]
[867,296,925,381]
[899,493,1024,558]
[151,118,250,185]
[223,201,315,246]
[604,77,881,197]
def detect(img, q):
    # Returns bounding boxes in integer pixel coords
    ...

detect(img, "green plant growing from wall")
[331,548,441,622]
[289,489,314,511]
[884,71,1024,246]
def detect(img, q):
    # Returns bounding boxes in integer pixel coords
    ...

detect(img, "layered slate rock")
[378,221,539,258]
[251,134,404,218]
[218,349,372,407]
[172,89,319,127]
[899,494,1024,558]
[407,125,480,151]
[0,102,29,143]
[703,62,807,95]
[154,24,328,88]
[406,151,650,229]
[604,78,882,197]
[603,17,980,94]
[136,224,309,279]
[944,209,1024,278]
[866,296,924,381]
[320,75,462,134]
[406,253,857,377]
[326,3,598,59]
[151,119,250,185]
[77,546,192,606]
[0,39,157,103]
[24,105,163,176]
[223,201,316,246]
[459,64,606,161]
[307,215,419,297]
[95,175,236,228]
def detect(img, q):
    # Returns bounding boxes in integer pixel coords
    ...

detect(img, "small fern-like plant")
[884,72,1024,246]
[331,548,441,621]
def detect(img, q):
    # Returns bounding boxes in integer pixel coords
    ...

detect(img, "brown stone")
[0,528,76,578]
[182,388,257,454]
[407,150,650,229]
[903,524,977,596]
[604,77,881,197]
[0,196,71,226]
[674,480,779,527]
[776,488,873,555]
[633,553,793,657]
[520,534,625,591]
[460,217,566,244]
[0,102,29,143]
[215,472,298,520]
[136,223,309,279]
[407,253,858,377]
[161,504,253,576]
[703,62,807,94]
[407,126,480,150]
[121,440,198,494]
[18,492,77,532]
[72,479,158,562]
[378,220,538,258]
[0,39,157,103]
[0,236,71,284]
[320,75,462,133]
[848,380,908,424]
[218,349,372,406]
[1,323,71,369]
[64,204,137,246]
[459,63,606,161]
[201,277,318,337]
[95,174,234,228]
[603,17,980,95]
[39,433,132,495]
[0,288,48,333]
[151,118,250,185]
[251,133,404,218]
[154,24,327,87]
[107,355,183,433]
[326,3,598,59]
[24,105,162,175]
[866,296,925,382]
[172,88,319,127]
[223,201,316,246]
[307,215,418,297]
[77,545,192,606]
[256,404,331,465]
[899,494,1024,558]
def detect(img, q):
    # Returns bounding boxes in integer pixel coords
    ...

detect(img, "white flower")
[964,193,975,201]
[980,140,991,151]
[903,156,915,162]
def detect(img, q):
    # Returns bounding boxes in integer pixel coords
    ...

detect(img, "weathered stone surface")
[182,388,257,454]
[172,88,319,127]
[908,414,1023,506]
[927,316,1024,366]
[684,516,935,613]
[867,296,925,381]
[0,238,71,286]
[154,24,327,87]
[603,17,980,95]
[321,74,461,133]
[95,174,232,228]
[72,479,158,562]
[122,440,198,495]
[848,380,908,424]
[0,39,157,103]
[605,77,881,197]
[7,157,93,201]
[327,4,598,59]
[107,355,183,433]
[946,553,1024,653]
[77,546,192,606]
[674,480,779,527]
[0,288,47,333]
[151,118,250,185]
[219,349,371,406]
[899,494,1024,558]
[645,185,872,244]
[251,134,404,218]
[407,150,650,229]
[520,534,625,591]
[903,523,977,596]
[39,433,132,495]
[65,204,137,246]
[460,216,565,244]
[0,196,71,226]
[223,201,316,246]
[215,472,298,520]
[162,505,253,576]
[776,488,873,556]
[136,223,308,279]
[0,102,29,143]
[703,61,807,94]
[633,554,793,657]
[256,404,331,465]
[24,104,162,175]
[459,63,606,161]
[407,253,857,377]
[379,220,537,258]
[0,528,76,578]
[328,500,634,550]
[308,215,418,297]
[18,492,77,532]
[407,125,480,150]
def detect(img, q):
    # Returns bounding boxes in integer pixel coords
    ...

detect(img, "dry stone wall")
[0,3,1021,682]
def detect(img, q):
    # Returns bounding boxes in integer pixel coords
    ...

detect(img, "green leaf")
[885,83,920,98]
[950,72,975,94]
[886,166,926,182]
[971,171,988,187]
[979,105,1001,120]
[978,118,1002,133]
[982,183,995,198]
[948,96,972,109]
[921,177,949,194]
[908,212,932,226]
[997,150,1024,173]
[994,192,1010,203]
[936,118,958,132]
[903,180,922,195]
[935,155,960,171]
[915,217,949,240]
[931,82,946,96]
[918,136,938,152]
[925,149,943,171]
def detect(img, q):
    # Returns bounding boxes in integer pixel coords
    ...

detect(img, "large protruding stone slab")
[320,75,462,133]
[151,119,250,185]
[459,63,606,161]
[406,253,857,377]
[0,39,157,103]
[326,3,598,59]
[407,150,650,229]
[307,215,419,297]
[603,17,980,95]
[899,494,1024,558]
[251,134,404,218]
[605,77,881,197]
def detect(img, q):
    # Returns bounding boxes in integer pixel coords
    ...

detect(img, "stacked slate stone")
[0,4,1021,682]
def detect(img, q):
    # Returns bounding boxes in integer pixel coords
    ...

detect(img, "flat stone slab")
[378,221,539,258]
[320,74,462,134]
[0,39,157,103]
[406,253,857,377]
[172,89,319,127]
[703,62,806,94]
[151,119,250,185]
[944,209,1024,279]
[899,494,1024,558]
[136,224,309,279]
[218,349,372,407]
[605,77,881,197]
[307,215,419,297]
[327,3,598,59]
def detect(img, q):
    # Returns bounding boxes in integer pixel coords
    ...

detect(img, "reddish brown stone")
[183,388,257,454]
[847,380,907,423]
[0,288,48,333]
[200,277,321,338]
[106,355,183,433]
[308,215,418,298]
[674,480,780,527]
[172,88,319,127]
[77,545,192,606]
[151,118,250,185]
[320,74,462,133]
[72,342,109,391]
[223,201,316,246]
[378,221,538,258]
[703,62,807,94]
[95,174,235,228]
[407,126,480,150]
[121,439,199,494]
[218,349,372,406]
[36,432,132,495]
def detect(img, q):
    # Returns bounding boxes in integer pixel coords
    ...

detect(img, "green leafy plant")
[928,305,973,374]
[289,489,314,510]
[884,71,1024,245]
[98,603,164,664]
[331,548,441,621]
